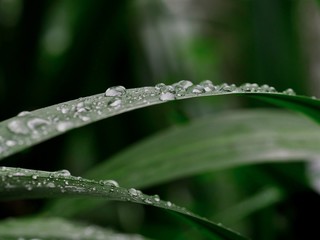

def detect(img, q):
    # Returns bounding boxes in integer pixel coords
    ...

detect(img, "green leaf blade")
[0,167,247,240]
[1,81,320,160]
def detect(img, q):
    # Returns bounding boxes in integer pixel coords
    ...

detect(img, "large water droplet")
[7,119,29,135]
[105,86,126,97]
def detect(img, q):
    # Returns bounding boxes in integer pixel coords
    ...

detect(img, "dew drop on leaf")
[56,121,73,132]
[108,98,122,108]
[99,179,119,187]
[159,92,175,101]
[105,86,126,97]
[27,118,50,131]
[7,119,30,135]
[54,169,71,177]
[5,140,16,147]
[199,80,215,92]
[191,85,205,94]
[17,111,31,117]
[283,88,296,96]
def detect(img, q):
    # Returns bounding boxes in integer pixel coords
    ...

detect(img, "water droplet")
[5,140,16,147]
[199,80,215,92]
[283,88,296,96]
[27,118,50,131]
[222,83,236,92]
[155,83,168,93]
[191,85,205,94]
[46,182,55,188]
[159,92,175,101]
[166,201,172,207]
[59,104,70,114]
[129,188,138,197]
[7,119,29,135]
[54,169,71,177]
[108,98,122,108]
[32,175,38,180]
[17,111,31,117]
[153,194,160,202]
[144,198,153,204]
[177,80,193,89]
[99,179,119,187]
[56,121,73,132]
[105,86,126,97]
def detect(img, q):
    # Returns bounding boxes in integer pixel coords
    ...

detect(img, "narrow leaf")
[0,167,247,240]
[0,81,319,160]
[0,217,149,240]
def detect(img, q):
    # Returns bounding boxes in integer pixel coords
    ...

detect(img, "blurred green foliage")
[1,0,320,239]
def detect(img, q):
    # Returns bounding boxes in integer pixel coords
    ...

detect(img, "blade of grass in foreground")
[0,81,319,160]
[0,217,149,240]
[0,167,247,240]
[45,110,320,217]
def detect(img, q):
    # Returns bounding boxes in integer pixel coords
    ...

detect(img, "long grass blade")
[0,217,149,240]
[0,166,247,240]
[0,81,319,160]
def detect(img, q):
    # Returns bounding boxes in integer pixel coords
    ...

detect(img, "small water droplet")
[27,118,50,131]
[155,83,168,93]
[99,179,119,187]
[108,98,122,108]
[5,140,16,147]
[144,198,153,204]
[166,201,172,207]
[191,85,205,94]
[159,92,175,101]
[283,88,296,96]
[7,119,29,135]
[177,80,193,89]
[153,194,160,202]
[46,182,55,188]
[56,121,73,132]
[54,169,71,177]
[129,188,138,197]
[105,86,126,97]
[32,175,38,180]
[17,111,31,117]
[199,80,215,92]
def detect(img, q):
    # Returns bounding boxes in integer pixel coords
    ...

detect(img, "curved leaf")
[46,110,320,217]
[0,81,319,160]
[0,166,247,240]
[0,217,149,240]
